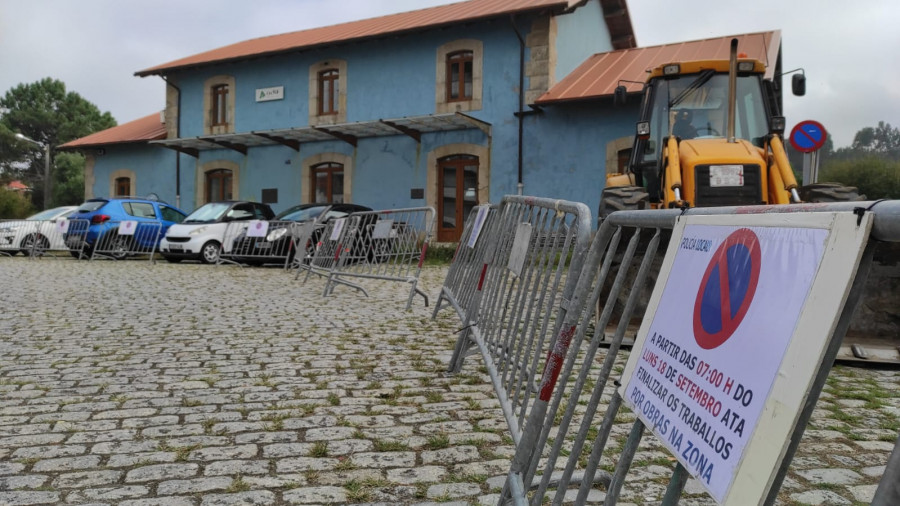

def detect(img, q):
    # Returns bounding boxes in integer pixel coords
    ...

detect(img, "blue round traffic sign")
[693,229,761,350]
[789,120,827,153]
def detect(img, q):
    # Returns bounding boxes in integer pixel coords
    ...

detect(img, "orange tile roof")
[536,30,781,104]
[136,0,577,77]
[59,113,166,149]
[6,180,30,191]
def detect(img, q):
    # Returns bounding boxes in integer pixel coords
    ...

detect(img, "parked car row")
[1,196,392,266]
[1,196,378,265]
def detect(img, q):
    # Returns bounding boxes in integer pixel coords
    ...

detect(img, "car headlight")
[188,226,208,236]
[266,228,287,242]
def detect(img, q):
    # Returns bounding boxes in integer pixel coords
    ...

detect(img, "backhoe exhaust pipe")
[727,38,737,143]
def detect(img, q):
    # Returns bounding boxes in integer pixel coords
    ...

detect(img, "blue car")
[65,197,188,259]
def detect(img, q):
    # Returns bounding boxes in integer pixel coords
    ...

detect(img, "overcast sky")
[1,0,897,148]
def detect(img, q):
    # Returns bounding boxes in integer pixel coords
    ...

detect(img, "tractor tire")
[799,182,866,203]
[599,185,650,223]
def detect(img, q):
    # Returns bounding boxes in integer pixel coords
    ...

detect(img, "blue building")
[61,0,783,240]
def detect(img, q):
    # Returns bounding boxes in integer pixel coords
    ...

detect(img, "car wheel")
[107,234,131,260]
[20,234,49,255]
[200,241,221,264]
[72,244,92,260]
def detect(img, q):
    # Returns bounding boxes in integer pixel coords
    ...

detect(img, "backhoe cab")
[601,39,807,217]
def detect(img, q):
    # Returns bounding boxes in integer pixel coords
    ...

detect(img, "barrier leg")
[603,420,645,505]
[660,463,689,506]
[872,432,900,505]
[573,392,621,504]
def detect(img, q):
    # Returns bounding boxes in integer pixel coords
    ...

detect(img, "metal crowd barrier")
[326,207,435,310]
[219,220,299,268]
[438,196,593,493]
[297,214,361,285]
[0,218,81,258]
[298,207,435,310]
[90,220,163,261]
[432,204,498,323]
[492,200,900,505]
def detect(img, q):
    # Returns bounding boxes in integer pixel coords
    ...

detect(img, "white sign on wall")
[618,211,872,504]
[256,86,284,102]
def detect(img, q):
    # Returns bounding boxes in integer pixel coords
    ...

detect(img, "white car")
[0,206,77,255]
[160,201,275,263]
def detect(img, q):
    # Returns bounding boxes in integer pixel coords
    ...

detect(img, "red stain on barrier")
[418,243,428,268]
[334,244,343,261]
[538,325,577,401]
[477,263,488,291]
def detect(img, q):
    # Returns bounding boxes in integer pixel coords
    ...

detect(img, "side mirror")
[792,74,806,96]
[614,85,627,106]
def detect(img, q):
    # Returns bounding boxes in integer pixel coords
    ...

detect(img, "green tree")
[850,121,900,155]
[0,187,36,218]
[820,155,900,200]
[52,151,87,206]
[0,78,116,209]
[817,121,900,199]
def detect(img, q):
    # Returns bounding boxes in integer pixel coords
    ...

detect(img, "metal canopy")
[150,112,490,156]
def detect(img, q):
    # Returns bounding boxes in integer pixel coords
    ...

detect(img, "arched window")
[435,40,482,113]
[311,162,344,203]
[115,177,131,196]
[210,84,229,127]
[318,69,339,116]
[309,60,347,125]
[446,51,473,102]
[437,154,478,242]
[204,76,235,134]
[206,169,233,202]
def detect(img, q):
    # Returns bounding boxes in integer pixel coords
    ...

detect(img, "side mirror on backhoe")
[792,73,806,96]
[614,85,627,106]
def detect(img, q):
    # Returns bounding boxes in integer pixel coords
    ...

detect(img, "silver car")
[0,206,77,255]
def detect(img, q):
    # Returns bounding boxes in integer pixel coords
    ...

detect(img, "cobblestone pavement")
[0,259,897,505]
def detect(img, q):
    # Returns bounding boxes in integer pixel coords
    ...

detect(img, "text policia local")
[630,331,755,484]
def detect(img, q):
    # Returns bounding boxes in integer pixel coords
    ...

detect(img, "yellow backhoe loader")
[601,39,898,364]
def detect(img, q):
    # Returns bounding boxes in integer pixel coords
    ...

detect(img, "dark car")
[231,203,372,266]
[160,201,275,263]
[65,197,188,259]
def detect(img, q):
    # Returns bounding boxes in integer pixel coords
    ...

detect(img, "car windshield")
[276,205,328,222]
[183,203,231,223]
[74,201,106,213]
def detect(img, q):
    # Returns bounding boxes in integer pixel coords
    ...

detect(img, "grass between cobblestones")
[0,261,896,505]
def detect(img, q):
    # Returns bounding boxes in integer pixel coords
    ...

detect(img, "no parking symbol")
[693,228,761,349]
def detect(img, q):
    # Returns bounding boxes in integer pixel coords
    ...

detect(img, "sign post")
[789,120,828,185]
[618,211,871,504]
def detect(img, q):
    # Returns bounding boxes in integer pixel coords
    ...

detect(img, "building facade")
[62,0,782,239]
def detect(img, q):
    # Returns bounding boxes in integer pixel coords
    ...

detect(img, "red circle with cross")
[692,229,761,349]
